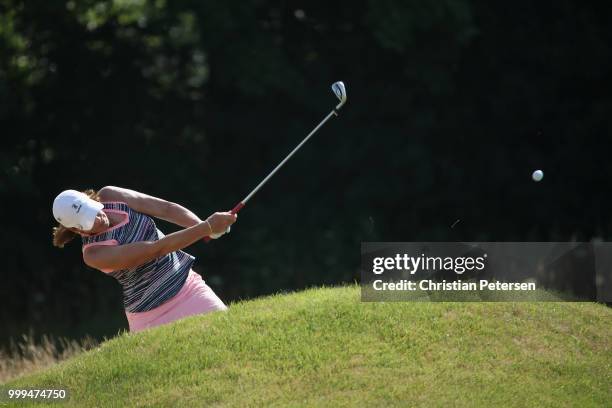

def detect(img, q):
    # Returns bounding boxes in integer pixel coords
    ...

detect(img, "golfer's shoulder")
[98,186,134,207]
[98,185,121,201]
[97,187,134,216]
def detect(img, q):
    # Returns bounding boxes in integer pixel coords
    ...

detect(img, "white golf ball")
[532,170,544,182]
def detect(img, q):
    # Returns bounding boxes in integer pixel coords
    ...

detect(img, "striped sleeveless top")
[81,202,195,313]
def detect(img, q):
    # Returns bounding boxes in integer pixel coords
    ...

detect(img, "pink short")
[125,270,228,333]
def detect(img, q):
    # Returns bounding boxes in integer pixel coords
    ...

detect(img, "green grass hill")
[4,285,611,407]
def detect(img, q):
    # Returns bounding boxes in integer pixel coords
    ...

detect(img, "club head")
[331,81,347,110]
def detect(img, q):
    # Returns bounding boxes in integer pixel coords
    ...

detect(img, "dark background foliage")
[1,0,610,343]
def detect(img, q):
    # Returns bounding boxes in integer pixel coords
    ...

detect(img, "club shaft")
[240,109,338,204]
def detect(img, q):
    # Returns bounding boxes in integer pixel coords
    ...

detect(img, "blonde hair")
[52,189,101,248]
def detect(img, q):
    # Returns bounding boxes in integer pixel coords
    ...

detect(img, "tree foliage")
[1,0,610,341]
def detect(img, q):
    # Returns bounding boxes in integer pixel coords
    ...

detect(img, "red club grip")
[231,202,245,214]
[203,202,245,243]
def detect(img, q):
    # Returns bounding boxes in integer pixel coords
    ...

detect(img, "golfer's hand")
[206,212,237,236]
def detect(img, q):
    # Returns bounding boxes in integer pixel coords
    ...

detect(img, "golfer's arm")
[98,185,201,228]
[84,221,212,271]
[161,202,202,227]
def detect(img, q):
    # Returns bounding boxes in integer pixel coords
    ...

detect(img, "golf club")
[204,81,348,241]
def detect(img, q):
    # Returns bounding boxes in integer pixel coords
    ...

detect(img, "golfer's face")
[69,210,109,234]
[92,210,110,232]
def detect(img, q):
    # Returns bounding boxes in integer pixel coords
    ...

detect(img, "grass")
[0,331,97,384]
[3,284,611,407]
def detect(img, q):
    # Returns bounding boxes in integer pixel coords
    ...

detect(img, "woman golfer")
[51,186,236,333]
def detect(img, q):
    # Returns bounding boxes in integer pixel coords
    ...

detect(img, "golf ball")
[532,170,544,182]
